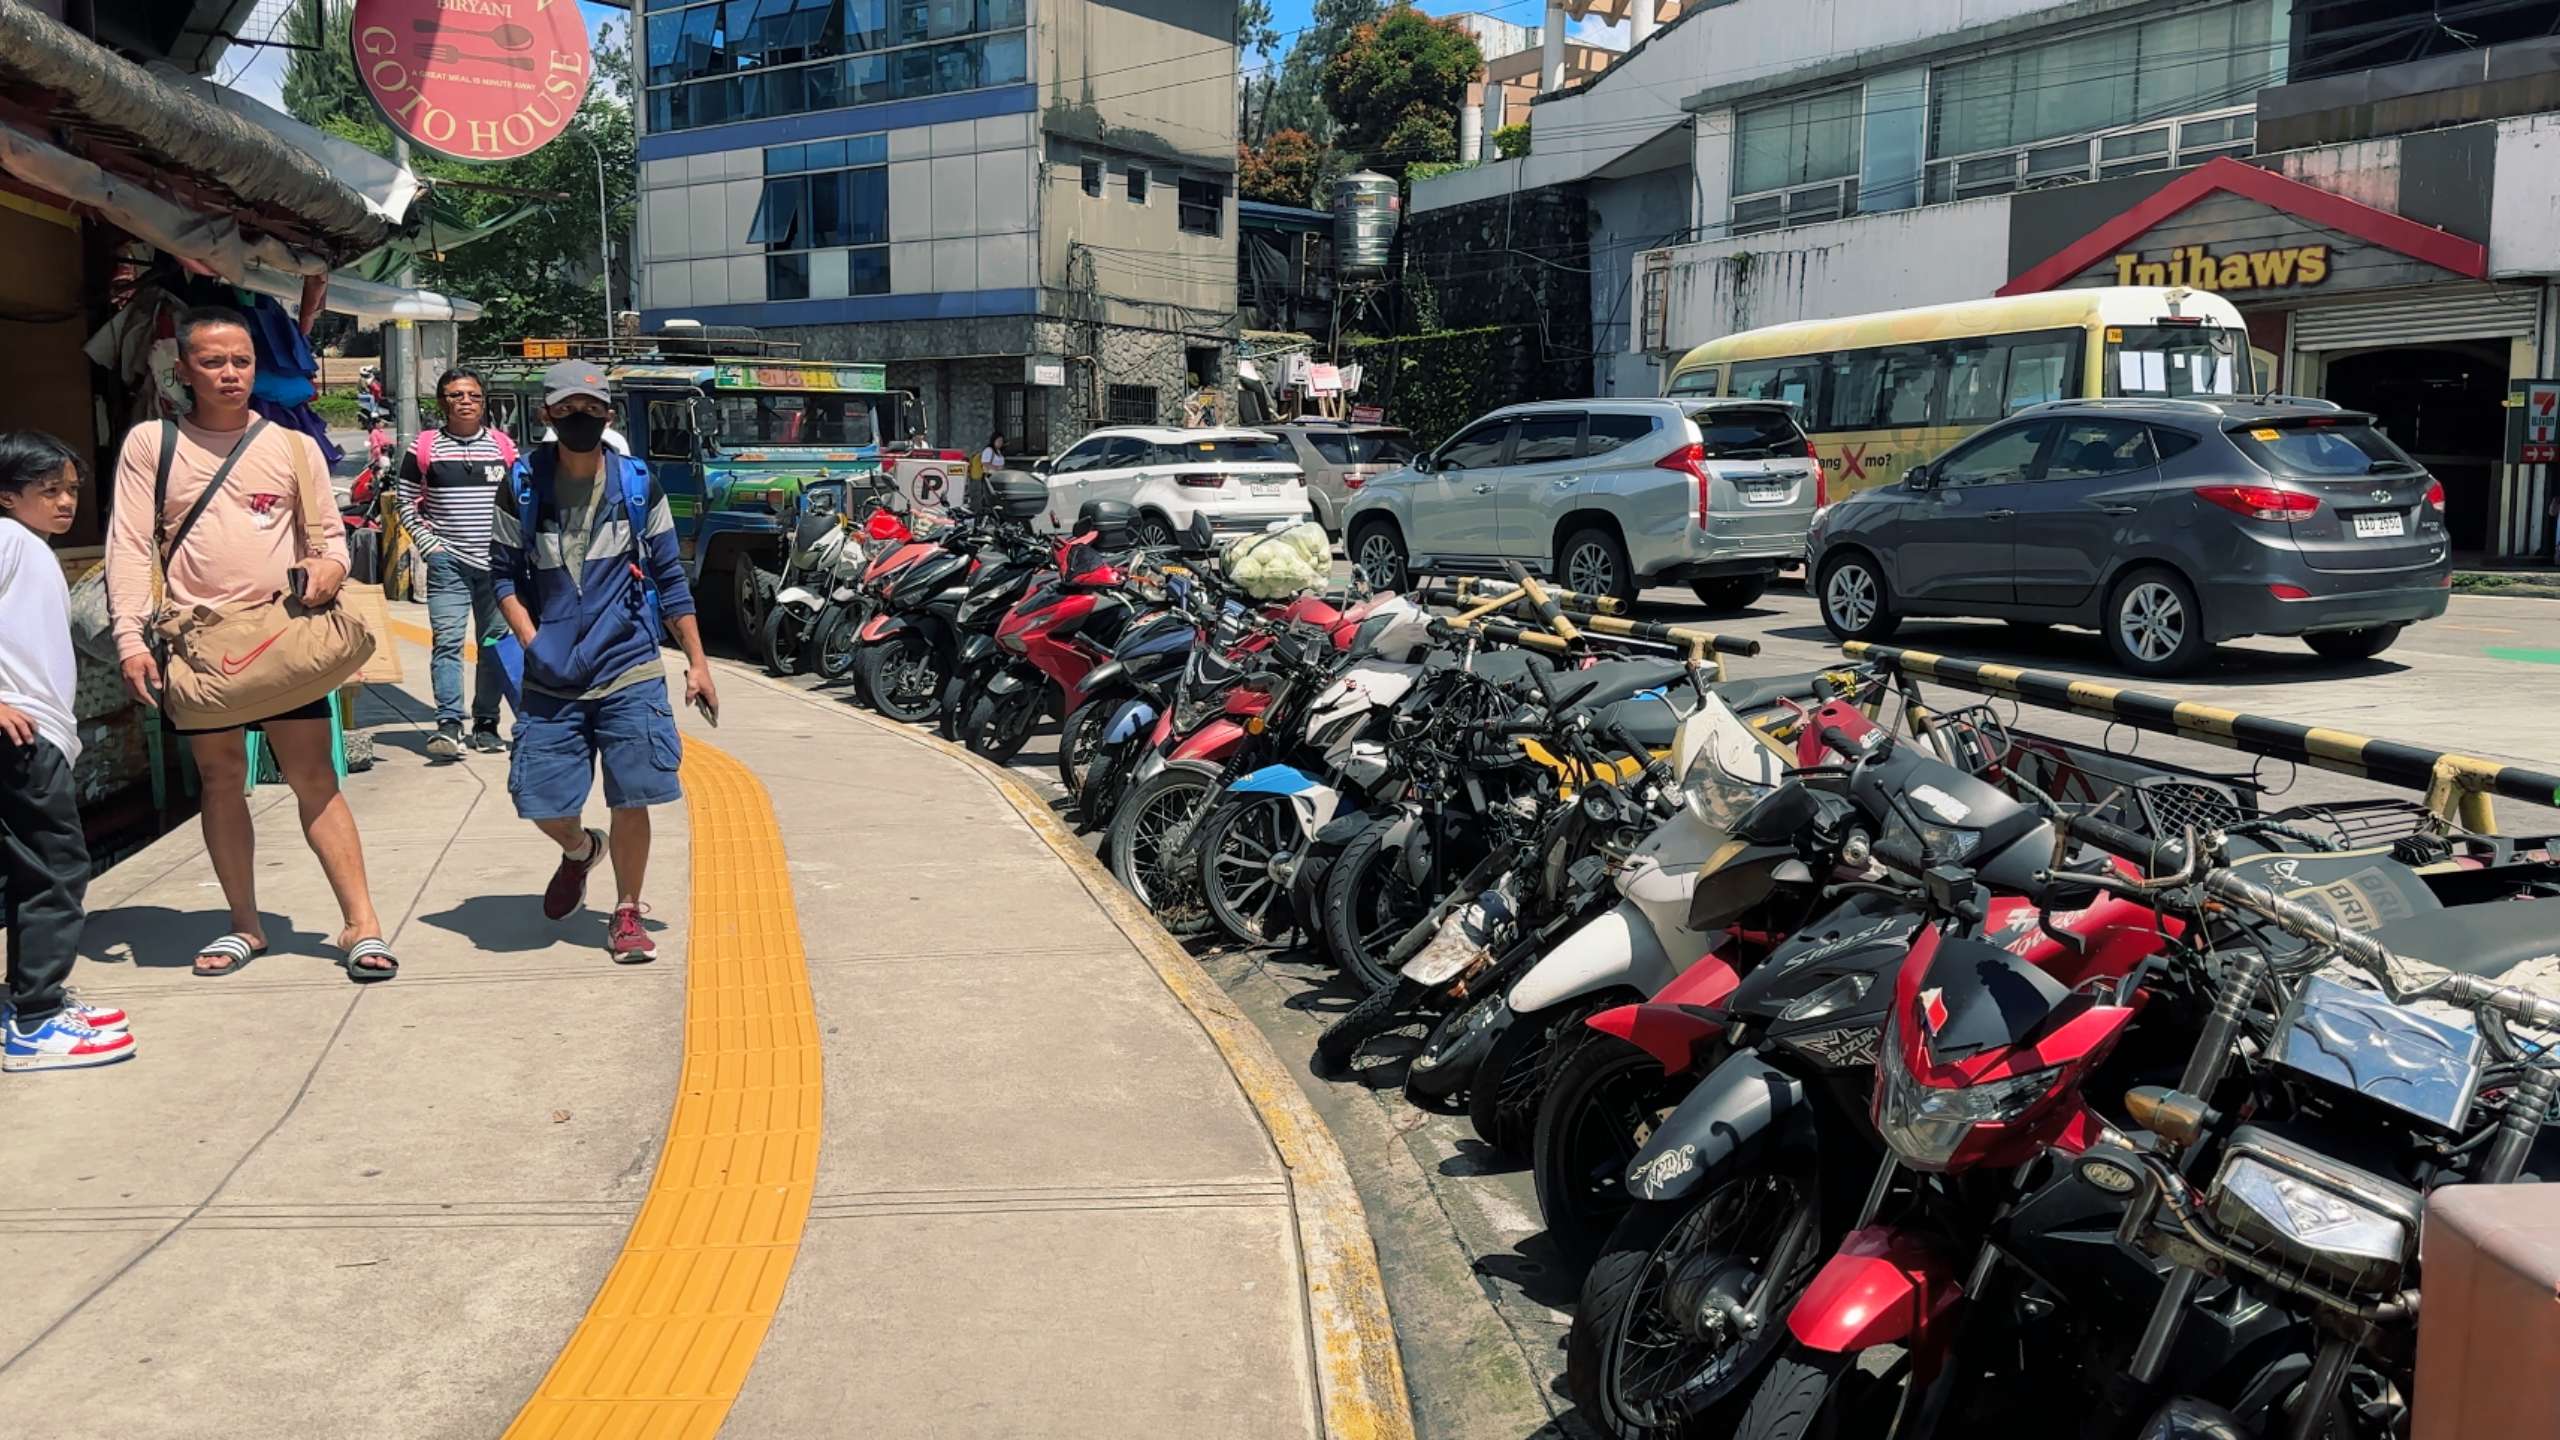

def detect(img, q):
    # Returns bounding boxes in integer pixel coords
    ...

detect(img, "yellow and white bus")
[1662,287,2257,500]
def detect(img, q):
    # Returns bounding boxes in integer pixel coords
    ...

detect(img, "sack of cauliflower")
[1221,521,1333,599]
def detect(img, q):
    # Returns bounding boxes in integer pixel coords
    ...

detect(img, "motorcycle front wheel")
[1570,1172,1823,1440]
[859,632,948,724]
[1196,793,1299,946]
[810,608,862,685]
[1057,695,1117,797]
[1104,761,1222,935]
[1315,977,1420,1072]
[761,604,812,677]
[1533,1034,1701,1268]
[1321,815,1437,994]
[960,681,1043,764]
[1470,997,1621,1159]
[1730,1343,1902,1440]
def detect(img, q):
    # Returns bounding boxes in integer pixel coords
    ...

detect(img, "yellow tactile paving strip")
[498,737,823,1440]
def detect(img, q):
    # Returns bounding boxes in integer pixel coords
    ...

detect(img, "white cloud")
[1571,14,1630,47]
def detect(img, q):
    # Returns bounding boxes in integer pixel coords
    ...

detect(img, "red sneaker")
[608,903,656,963]
[543,828,607,921]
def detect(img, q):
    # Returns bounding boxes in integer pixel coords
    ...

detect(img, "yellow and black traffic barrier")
[1843,642,2560,832]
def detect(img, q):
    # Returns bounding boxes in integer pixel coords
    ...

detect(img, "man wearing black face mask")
[490,361,715,961]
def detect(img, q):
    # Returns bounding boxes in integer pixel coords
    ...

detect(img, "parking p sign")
[2520,380,2560,465]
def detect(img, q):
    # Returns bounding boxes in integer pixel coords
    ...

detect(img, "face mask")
[553,412,609,453]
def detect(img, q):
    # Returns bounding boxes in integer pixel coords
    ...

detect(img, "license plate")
[1742,482,1788,504]
[2353,512,2405,538]
[1251,484,1281,498]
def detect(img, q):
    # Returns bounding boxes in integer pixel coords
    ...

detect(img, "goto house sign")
[351,0,593,163]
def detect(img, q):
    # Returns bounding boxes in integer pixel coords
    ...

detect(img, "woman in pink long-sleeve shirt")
[102,306,394,981]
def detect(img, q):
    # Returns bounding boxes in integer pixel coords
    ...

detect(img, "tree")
[1321,6,1483,177]
[1235,0,1280,142]
[283,12,638,352]
[1238,128,1324,208]
[1263,0,1384,141]
[281,0,368,130]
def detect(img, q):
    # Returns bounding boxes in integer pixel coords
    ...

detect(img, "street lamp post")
[576,132,613,346]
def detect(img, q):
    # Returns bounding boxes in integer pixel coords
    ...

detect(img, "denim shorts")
[507,683,684,821]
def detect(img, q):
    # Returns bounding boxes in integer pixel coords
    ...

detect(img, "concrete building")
[634,0,1239,456]
[1409,0,2560,559]
[1444,11,1620,162]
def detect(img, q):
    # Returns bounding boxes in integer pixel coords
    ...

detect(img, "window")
[1106,384,1157,425]
[1877,348,1941,428]
[1306,429,1417,465]
[1049,438,1114,475]
[2231,424,2421,479]
[715,393,876,447]
[1929,0,2281,162]
[1736,89,1862,196]
[1691,407,1806,459]
[2042,421,2156,480]
[1936,422,2051,487]
[1178,179,1223,236]
[994,384,1050,454]
[2107,326,2250,399]
[1127,167,1149,204]
[645,398,699,461]
[1156,436,1291,464]
[1436,419,1514,471]
[1944,344,2009,424]
[1583,415,1658,455]
[767,252,811,300]
[1081,156,1103,197]
[849,246,891,295]
[747,178,808,247]
[644,0,1031,135]
[2152,428,2201,461]
[1823,352,1885,432]
[1511,414,1583,463]
[1730,358,1817,412]
[1665,368,1720,397]
[2002,334,2079,412]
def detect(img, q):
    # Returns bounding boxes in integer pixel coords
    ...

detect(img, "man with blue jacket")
[490,360,716,960]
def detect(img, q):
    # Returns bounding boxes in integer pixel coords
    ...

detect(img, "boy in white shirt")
[0,431,135,1071]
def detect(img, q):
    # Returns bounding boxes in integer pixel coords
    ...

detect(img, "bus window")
[1824,352,1885,431]
[1877,348,1941,427]
[715,393,878,447]
[2003,334,2077,412]
[2106,325,2251,398]
[1731,357,1817,412]
[1945,344,2008,424]
[487,392,522,433]
[1667,367,1720,397]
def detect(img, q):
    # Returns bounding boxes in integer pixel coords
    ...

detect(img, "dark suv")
[1807,398,2451,677]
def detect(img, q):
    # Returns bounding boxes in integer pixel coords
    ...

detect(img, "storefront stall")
[2003,150,2546,559]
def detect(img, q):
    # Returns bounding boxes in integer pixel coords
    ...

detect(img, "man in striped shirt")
[395,367,518,757]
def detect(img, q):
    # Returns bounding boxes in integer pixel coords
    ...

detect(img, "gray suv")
[1341,398,1819,610]
[1268,420,1417,537]
[1808,398,2452,677]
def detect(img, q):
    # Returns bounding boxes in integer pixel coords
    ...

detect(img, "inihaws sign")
[351,0,593,163]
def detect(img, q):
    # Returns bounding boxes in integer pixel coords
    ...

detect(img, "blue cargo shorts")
[508,683,685,821]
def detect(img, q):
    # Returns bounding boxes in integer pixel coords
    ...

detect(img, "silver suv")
[1267,420,1417,537]
[1340,398,1819,609]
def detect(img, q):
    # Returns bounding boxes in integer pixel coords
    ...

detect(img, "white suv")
[1340,399,1820,610]
[1031,427,1316,545]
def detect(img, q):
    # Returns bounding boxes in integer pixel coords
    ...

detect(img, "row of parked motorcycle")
[761,472,2560,1440]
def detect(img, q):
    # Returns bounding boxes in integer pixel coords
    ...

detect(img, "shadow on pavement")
[409,893,662,953]
[79,906,332,970]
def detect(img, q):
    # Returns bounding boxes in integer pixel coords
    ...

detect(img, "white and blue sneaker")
[3,989,128,1034]
[2,1009,137,1073]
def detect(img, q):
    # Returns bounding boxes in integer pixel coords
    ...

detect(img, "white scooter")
[1407,685,1799,1150]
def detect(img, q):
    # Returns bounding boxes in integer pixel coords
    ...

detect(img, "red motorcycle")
[958,530,1149,763]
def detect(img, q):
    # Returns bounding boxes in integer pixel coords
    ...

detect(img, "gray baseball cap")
[541,358,612,407]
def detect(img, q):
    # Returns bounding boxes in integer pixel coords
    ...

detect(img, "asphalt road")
[780,580,2560,1440]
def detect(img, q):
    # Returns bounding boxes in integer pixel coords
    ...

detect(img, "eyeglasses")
[441,389,485,405]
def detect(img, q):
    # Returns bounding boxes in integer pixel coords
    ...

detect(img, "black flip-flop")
[192,934,265,977]
[339,938,400,983]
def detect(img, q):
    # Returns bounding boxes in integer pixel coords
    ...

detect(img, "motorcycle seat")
[1708,669,1831,716]
[2371,901,2560,980]
[1560,659,1692,713]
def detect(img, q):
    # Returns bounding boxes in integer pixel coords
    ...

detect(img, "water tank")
[1332,171,1401,279]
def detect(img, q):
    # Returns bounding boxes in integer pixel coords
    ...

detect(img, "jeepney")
[470,343,951,641]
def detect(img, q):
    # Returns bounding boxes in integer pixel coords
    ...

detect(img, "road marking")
[2486,646,2560,665]
[499,736,822,1440]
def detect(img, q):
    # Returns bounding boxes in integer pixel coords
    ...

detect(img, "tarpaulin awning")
[234,263,485,323]
[0,1,393,262]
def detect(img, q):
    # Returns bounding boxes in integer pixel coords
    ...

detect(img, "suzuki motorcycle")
[760,479,860,677]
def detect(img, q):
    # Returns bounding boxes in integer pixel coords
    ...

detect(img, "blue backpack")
[489,451,663,705]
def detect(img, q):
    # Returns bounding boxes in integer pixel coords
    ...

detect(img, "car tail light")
[1342,474,1366,491]
[1658,442,1712,529]
[2195,484,2318,522]
[1178,472,1226,489]
[2424,479,2445,509]
[2268,583,2311,601]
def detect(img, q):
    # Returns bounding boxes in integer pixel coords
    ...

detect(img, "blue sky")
[220,2,631,111]
[1253,0,1627,74]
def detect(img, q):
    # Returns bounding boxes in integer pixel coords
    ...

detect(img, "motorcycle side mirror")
[1181,511,1217,555]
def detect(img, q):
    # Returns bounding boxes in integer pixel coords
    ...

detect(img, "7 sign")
[2522,381,2560,465]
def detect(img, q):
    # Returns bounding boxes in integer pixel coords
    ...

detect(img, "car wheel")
[2105,567,2210,677]
[1688,575,1767,612]
[1350,522,1409,592]
[1131,513,1177,549]
[1560,526,1637,608]
[2304,624,2404,662]
[1816,552,1899,641]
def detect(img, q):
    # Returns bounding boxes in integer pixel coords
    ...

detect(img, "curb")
[736,665,1418,1440]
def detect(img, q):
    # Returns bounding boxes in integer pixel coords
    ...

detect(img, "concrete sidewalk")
[0,619,1406,1439]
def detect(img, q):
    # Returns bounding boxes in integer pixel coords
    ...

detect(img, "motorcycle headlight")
[1873,1019,2062,1171]
[1780,971,1873,1022]
[1883,809,1983,863]
[2205,1132,2417,1294]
